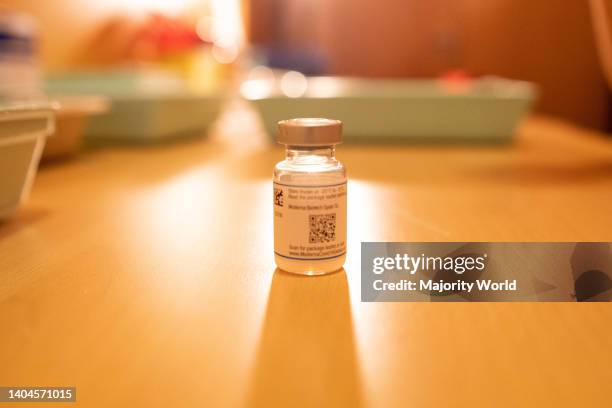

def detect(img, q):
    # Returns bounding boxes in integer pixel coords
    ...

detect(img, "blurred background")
[2,0,612,215]
[250,0,609,130]
[1,0,610,129]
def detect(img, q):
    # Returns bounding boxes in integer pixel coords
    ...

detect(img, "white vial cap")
[277,118,343,146]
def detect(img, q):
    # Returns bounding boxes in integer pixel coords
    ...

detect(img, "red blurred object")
[83,13,211,65]
[440,69,473,82]
[133,13,208,59]
[438,69,474,94]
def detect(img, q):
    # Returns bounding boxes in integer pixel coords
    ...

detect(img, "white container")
[0,11,42,101]
[591,0,612,90]
[0,104,55,220]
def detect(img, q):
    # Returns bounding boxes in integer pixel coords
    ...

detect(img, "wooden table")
[1,114,611,407]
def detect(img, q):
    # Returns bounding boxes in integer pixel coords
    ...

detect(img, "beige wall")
[4,0,122,69]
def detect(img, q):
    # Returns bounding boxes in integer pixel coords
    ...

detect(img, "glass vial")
[273,118,347,275]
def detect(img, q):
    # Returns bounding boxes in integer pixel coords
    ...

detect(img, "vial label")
[273,181,347,261]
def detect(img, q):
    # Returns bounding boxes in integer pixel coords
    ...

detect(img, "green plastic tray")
[246,77,537,143]
[46,71,225,143]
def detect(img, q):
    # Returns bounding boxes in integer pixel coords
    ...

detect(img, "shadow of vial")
[245,268,364,407]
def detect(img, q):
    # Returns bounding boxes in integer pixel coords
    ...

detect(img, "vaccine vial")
[273,118,347,275]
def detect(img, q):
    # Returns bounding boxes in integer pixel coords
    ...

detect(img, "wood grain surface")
[0,114,611,407]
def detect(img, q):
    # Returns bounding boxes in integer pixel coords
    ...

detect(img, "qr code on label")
[309,214,336,243]
[274,188,284,206]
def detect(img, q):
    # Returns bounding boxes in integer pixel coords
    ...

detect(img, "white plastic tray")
[0,104,56,219]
